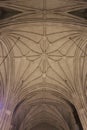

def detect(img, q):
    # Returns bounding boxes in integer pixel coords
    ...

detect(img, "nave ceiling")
[0,0,87,130]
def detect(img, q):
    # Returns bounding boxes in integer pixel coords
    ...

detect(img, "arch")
[11,87,82,130]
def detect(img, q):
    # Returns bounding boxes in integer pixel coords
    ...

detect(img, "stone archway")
[10,86,82,130]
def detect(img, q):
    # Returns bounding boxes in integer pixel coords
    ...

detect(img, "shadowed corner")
[69,8,87,20]
[0,7,22,20]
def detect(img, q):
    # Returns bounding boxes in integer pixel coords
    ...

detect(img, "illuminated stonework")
[0,0,87,130]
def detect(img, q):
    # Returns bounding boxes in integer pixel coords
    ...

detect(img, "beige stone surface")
[0,0,87,130]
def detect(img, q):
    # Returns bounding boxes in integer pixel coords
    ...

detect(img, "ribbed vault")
[0,0,87,130]
[10,88,78,130]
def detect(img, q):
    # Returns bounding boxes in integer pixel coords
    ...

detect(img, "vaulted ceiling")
[0,0,87,130]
